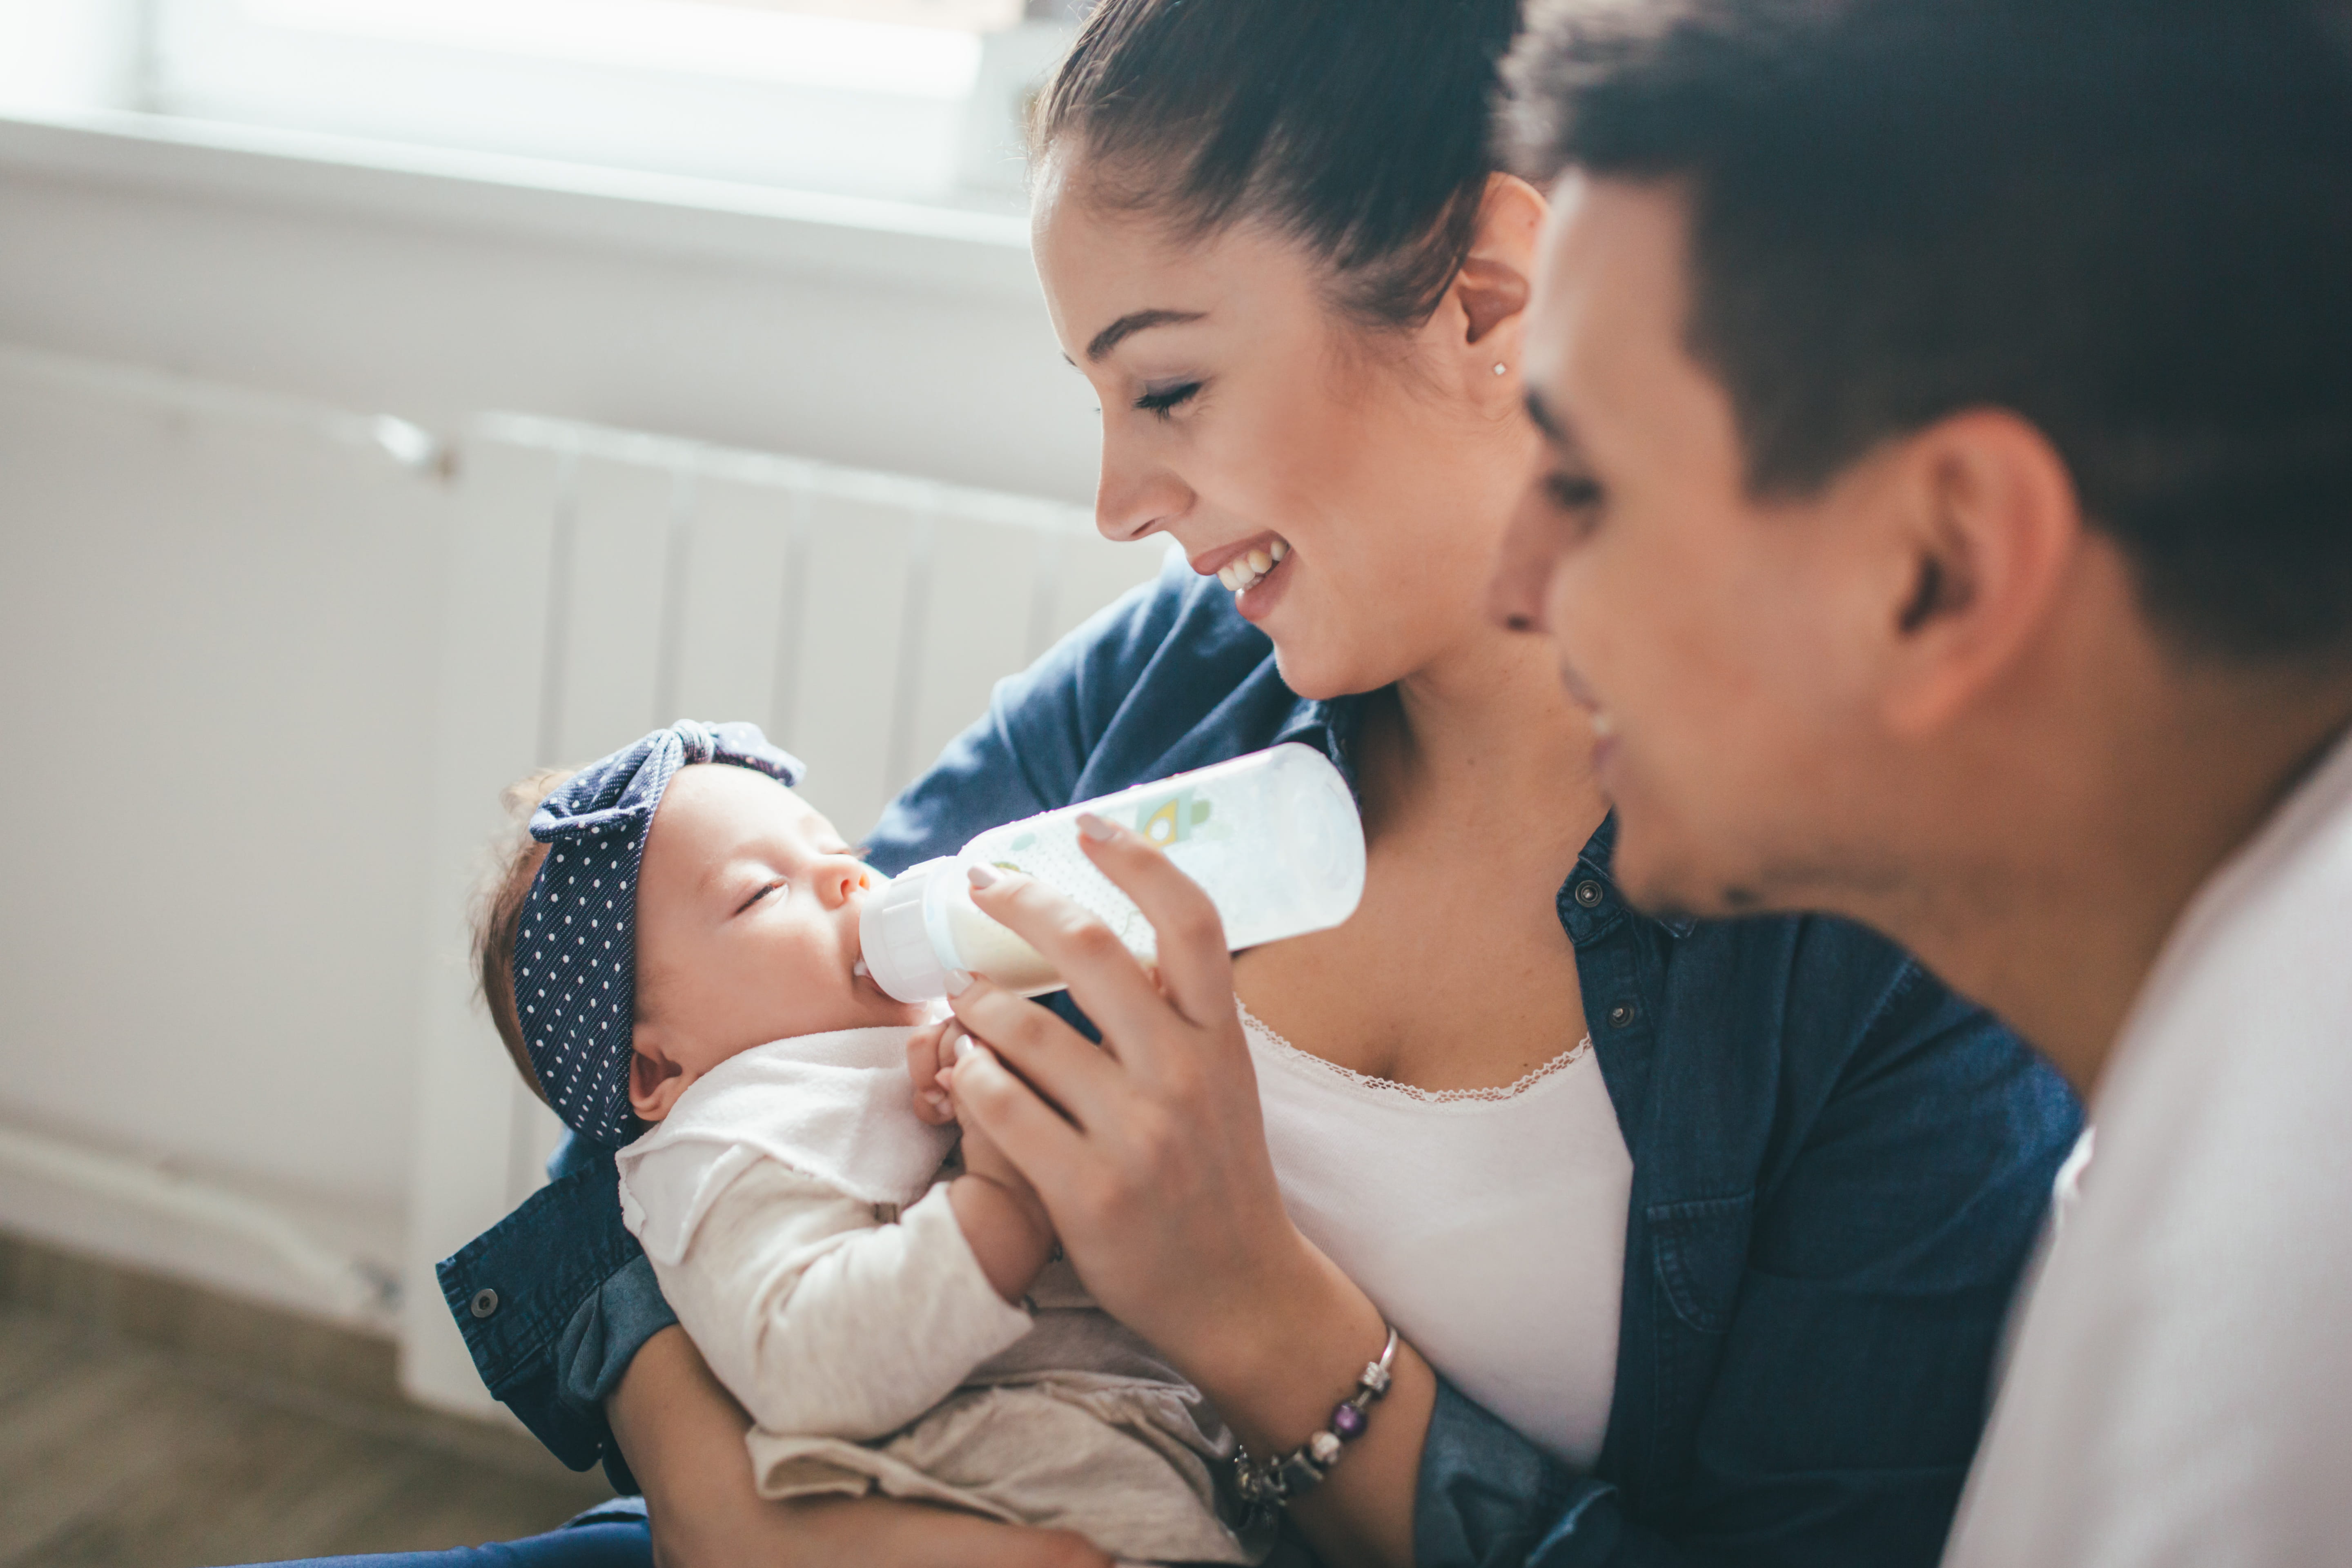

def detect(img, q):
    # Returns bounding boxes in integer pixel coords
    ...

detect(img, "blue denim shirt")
[439,554,2080,1566]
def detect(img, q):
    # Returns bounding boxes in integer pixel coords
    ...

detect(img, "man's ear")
[628,1030,691,1123]
[1448,174,1548,359]
[1875,409,2084,736]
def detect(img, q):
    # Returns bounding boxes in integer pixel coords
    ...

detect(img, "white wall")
[0,356,444,1229]
[0,114,1099,502]
[0,115,1116,1362]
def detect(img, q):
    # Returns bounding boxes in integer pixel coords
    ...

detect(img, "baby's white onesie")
[615,1026,1266,1566]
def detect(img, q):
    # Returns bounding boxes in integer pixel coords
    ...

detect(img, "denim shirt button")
[1607,1002,1637,1029]
[469,1287,501,1320]
[1574,880,1606,909]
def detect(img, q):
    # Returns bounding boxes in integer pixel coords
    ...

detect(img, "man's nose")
[1488,483,1558,634]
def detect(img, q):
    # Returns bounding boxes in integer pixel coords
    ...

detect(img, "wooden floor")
[0,1242,614,1567]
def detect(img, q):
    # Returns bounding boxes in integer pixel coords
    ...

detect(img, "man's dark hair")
[1034,0,1524,330]
[1504,0,2352,662]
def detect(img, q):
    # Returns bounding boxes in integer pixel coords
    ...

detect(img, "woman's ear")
[629,1032,691,1123]
[1451,173,1548,351]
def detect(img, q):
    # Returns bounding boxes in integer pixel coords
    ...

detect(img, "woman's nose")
[1096,432,1192,543]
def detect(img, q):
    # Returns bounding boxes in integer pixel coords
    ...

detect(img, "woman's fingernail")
[946,969,973,996]
[953,1034,975,1063]
[1076,812,1117,842]
[924,1089,949,1111]
[967,862,1000,889]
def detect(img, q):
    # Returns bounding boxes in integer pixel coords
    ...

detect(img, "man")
[1488,1,2352,1563]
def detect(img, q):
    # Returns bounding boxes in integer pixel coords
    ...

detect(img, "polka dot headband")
[515,719,806,1146]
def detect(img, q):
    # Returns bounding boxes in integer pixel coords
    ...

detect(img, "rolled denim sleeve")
[1418,1380,1718,1568]
[436,1138,673,1491]
[1419,1378,1610,1562]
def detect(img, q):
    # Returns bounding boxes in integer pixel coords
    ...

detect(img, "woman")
[422,2,2079,1566]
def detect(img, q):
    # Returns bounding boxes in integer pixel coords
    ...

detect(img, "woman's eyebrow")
[1087,308,1207,362]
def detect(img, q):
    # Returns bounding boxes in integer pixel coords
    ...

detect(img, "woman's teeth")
[1216,539,1289,595]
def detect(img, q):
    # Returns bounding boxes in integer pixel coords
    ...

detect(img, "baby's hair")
[471,766,577,1105]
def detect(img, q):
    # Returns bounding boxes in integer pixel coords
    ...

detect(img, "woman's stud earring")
[1492,363,1508,376]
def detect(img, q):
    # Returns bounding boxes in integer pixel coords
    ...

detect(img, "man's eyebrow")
[1087,308,1207,362]
[1523,387,1572,445]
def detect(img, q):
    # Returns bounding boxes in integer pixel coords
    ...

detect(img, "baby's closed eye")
[735,879,787,915]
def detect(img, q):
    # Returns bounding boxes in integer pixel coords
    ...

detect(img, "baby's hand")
[946,1074,1056,1303]
[906,1019,960,1125]
[947,1041,1050,1235]
[955,1110,1032,1198]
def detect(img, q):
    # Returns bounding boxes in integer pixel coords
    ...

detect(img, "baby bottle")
[858,743,1366,1003]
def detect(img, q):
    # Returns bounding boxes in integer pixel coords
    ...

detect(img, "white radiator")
[404,412,1158,1415]
[0,342,1160,1418]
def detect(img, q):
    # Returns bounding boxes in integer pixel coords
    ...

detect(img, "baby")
[474,720,1266,1568]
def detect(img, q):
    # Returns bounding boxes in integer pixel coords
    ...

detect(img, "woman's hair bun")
[1035,0,1525,329]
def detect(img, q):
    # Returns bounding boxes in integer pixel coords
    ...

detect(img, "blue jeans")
[253,1506,650,1567]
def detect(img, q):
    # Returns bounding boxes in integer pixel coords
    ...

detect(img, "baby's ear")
[628,1038,690,1122]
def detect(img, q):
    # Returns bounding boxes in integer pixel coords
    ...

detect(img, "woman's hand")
[941,814,1431,1567]
[941,817,1314,1365]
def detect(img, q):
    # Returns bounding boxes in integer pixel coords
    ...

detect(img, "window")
[2,0,1078,206]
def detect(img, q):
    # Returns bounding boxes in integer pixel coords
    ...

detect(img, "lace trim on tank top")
[1236,1001,1594,1105]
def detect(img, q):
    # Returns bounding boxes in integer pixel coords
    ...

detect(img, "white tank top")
[1241,1003,1631,1468]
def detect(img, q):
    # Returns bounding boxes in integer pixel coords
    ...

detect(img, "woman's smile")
[1226,542,1294,622]
[1209,536,1289,594]
[1183,530,1298,619]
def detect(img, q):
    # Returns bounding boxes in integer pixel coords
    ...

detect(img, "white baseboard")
[0,1118,405,1337]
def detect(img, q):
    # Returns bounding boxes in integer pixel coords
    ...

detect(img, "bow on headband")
[515,720,807,1145]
